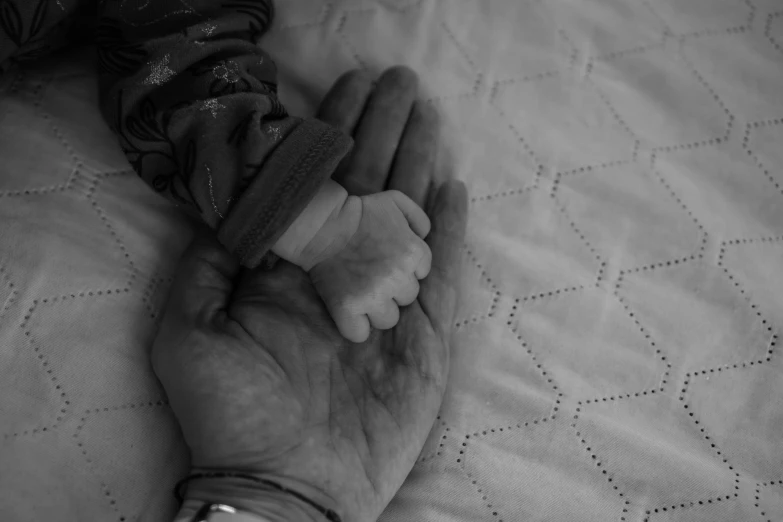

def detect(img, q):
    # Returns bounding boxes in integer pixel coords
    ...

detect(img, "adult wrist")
[174,472,336,522]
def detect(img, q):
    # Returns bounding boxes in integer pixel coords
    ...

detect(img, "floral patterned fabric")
[0,0,352,267]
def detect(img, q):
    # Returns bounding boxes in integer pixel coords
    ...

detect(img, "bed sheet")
[2,0,783,520]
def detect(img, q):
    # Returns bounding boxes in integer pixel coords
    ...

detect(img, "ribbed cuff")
[217,119,353,269]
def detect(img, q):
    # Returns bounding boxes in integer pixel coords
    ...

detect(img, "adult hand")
[153,66,468,522]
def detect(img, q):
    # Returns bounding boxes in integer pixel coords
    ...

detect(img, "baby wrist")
[271,179,349,268]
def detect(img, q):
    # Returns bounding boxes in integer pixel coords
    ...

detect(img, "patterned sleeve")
[95,0,353,268]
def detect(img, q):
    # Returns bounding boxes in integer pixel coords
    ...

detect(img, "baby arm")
[273,180,432,343]
[96,0,352,268]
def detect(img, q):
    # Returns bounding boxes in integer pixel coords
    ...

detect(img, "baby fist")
[309,190,432,343]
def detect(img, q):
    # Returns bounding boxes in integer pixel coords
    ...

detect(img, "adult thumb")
[158,226,241,328]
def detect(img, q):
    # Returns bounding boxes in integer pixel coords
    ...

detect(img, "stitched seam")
[141,274,174,320]
[651,154,709,257]
[470,182,537,204]
[86,175,138,290]
[569,412,633,521]
[0,265,18,321]
[458,319,565,521]
[591,154,709,277]
[587,76,641,157]
[454,247,500,329]
[503,325,563,416]
[2,299,69,440]
[463,470,504,521]
[713,240,778,367]
[74,400,169,522]
[650,47,735,154]
[592,40,665,64]
[551,159,634,200]
[755,480,783,522]
[440,20,477,72]
[743,120,783,197]
[489,98,545,169]
[336,7,376,69]
[764,11,783,55]
[555,201,606,285]
[0,79,81,196]
[674,0,755,42]
[614,273,672,394]
[674,372,742,517]
[642,0,754,40]
[511,285,585,308]
[416,419,448,463]
[491,70,563,103]
[642,494,738,521]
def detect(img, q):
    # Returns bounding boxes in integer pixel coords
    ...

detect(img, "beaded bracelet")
[174,471,342,522]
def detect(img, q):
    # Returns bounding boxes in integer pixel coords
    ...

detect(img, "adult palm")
[152,67,467,522]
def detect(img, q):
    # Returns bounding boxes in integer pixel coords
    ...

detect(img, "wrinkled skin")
[152,67,468,522]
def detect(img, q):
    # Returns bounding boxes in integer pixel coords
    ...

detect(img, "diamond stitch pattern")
[339,2,477,99]
[467,188,601,298]
[654,147,783,240]
[436,97,539,196]
[720,240,783,321]
[492,74,637,173]
[78,406,188,520]
[687,364,783,481]
[460,420,628,522]
[445,323,558,433]
[556,163,704,268]
[757,482,783,522]
[617,263,771,373]
[590,46,730,149]
[511,287,661,401]
[747,121,783,194]
[681,32,783,125]
[442,0,573,82]
[646,0,753,36]
[577,396,738,512]
[548,0,666,58]
[25,296,166,410]
[0,77,77,195]
[1,0,782,520]
[39,72,130,177]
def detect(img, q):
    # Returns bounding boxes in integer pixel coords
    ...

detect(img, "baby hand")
[308,190,432,343]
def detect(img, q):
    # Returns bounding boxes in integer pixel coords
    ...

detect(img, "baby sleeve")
[95,0,353,268]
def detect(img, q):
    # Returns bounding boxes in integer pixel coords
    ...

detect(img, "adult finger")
[418,180,468,339]
[160,227,241,325]
[316,69,375,134]
[390,189,431,239]
[333,66,419,196]
[387,100,440,208]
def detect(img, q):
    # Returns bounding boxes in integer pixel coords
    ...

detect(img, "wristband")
[191,503,272,521]
[175,472,342,522]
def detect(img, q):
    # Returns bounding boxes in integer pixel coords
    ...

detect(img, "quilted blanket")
[2,0,783,520]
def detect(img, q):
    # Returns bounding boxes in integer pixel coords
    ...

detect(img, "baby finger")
[367,299,401,330]
[393,276,420,307]
[414,238,432,280]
